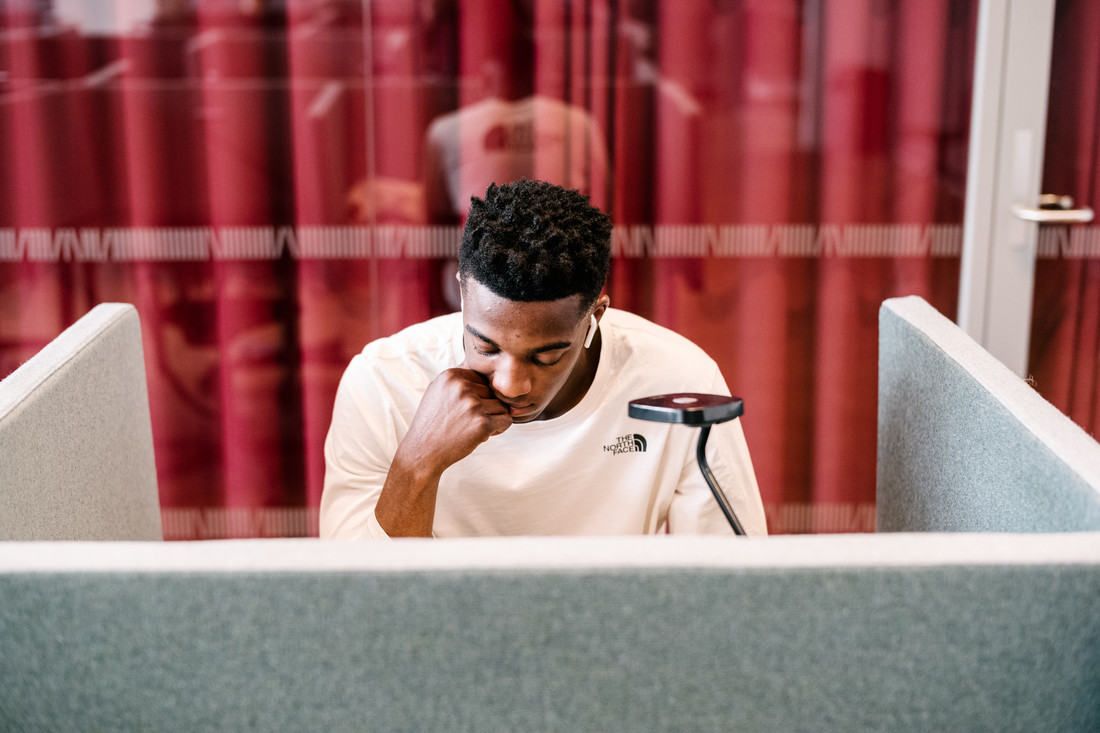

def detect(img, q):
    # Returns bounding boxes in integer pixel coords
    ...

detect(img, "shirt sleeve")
[667,370,768,536]
[319,356,396,540]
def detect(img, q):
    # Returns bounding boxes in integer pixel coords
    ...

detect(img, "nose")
[490,355,533,400]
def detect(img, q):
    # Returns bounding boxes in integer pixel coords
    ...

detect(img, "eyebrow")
[465,324,572,354]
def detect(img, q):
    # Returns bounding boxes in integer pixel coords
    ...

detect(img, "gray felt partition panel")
[2,295,1100,731]
[1,534,1099,733]
[877,296,1100,532]
[0,303,162,540]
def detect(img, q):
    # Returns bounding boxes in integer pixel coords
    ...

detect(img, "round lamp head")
[628,393,743,427]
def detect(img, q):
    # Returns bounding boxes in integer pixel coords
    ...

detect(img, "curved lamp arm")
[628,393,747,536]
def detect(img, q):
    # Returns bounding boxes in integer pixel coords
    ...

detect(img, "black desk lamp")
[628,393,747,535]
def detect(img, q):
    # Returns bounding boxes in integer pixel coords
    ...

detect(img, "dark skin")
[374,278,611,537]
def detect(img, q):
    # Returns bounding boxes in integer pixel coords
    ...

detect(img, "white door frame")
[958,0,1058,377]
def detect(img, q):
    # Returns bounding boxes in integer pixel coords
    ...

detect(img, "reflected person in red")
[420,0,608,313]
[321,179,766,538]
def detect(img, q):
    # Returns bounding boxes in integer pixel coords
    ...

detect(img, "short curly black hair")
[459,179,612,313]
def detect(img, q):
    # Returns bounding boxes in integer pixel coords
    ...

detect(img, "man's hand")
[374,365,512,537]
[399,366,513,474]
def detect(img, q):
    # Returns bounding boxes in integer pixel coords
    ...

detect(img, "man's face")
[460,278,604,423]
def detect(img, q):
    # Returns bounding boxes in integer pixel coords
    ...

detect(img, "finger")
[486,413,513,436]
[480,398,509,416]
[450,365,489,386]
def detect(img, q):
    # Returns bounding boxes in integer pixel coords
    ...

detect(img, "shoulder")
[604,309,714,362]
[599,308,725,394]
[601,308,723,387]
[362,312,459,356]
[428,98,500,135]
[344,313,461,390]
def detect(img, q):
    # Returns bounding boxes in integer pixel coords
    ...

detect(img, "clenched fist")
[400,366,514,474]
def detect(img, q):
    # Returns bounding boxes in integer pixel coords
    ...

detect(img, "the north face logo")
[604,433,647,454]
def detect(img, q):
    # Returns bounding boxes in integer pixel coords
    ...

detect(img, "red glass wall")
[0,0,980,537]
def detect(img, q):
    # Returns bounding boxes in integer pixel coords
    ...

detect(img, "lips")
[501,401,537,418]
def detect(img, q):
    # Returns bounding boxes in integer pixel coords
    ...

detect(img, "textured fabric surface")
[1,534,1098,732]
[0,303,162,540]
[877,296,1100,532]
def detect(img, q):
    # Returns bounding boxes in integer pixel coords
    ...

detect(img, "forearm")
[374,449,445,537]
[367,365,511,537]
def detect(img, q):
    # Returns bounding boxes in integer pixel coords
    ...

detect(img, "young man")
[321,179,767,538]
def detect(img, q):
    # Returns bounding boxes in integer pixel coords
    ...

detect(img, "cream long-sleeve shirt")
[321,308,767,539]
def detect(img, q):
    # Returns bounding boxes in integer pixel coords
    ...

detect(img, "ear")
[593,294,610,320]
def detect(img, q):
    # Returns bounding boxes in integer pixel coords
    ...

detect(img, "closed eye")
[534,352,565,367]
[464,325,571,367]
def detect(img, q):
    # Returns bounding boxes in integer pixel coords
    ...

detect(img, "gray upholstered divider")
[1,534,1098,732]
[0,303,162,540]
[877,296,1100,532]
[2,294,1099,731]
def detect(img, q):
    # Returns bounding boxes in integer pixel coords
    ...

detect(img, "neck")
[540,329,602,421]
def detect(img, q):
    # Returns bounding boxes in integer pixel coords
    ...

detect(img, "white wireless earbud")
[583,313,598,349]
